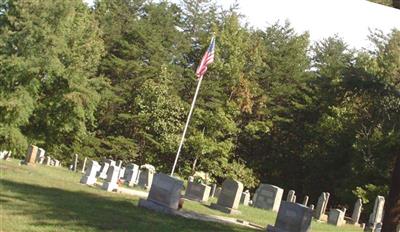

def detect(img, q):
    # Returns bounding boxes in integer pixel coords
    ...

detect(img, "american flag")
[195,36,215,78]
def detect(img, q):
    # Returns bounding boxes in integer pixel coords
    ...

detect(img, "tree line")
[1,0,399,225]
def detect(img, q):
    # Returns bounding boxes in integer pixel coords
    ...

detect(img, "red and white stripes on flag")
[195,36,215,78]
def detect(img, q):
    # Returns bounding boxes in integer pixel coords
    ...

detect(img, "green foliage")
[0,0,104,156]
[352,184,389,218]
[368,0,394,7]
[352,184,389,204]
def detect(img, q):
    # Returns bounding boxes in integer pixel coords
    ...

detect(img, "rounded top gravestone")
[217,179,243,210]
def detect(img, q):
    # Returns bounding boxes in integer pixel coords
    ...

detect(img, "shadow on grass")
[0,180,254,232]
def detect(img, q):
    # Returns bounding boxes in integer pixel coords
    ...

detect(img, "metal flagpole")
[170,75,204,176]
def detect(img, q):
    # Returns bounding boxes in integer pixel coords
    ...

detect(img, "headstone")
[210,183,217,197]
[80,160,101,185]
[0,151,5,159]
[368,196,385,230]
[240,190,250,206]
[314,192,329,220]
[266,202,313,232]
[54,159,60,167]
[102,165,120,192]
[302,195,309,206]
[81,157,88,173]
[210,179,243,214]
[323,192,330,213]
[118,167,126,179]
[138,164,155,190]
[214,187,222,198]
[351,198,362,225]
[116,160,123,168]
[124,163,140,186]
[3,151,11,160]
[188,176,194,182]
[97,159,114,179]
[185,181,211,202]
[135,170,141,184]
[45,156,51,165]
[73,154,78,172]
[36,148,45,163]
[108,159,116,167]
[138,173,184,213]
[328,208,345,226]
[38,155,46,164]
[375,222,383,232]
[253,184,284,212]
[287,190,296,203]
[24,145,38,165]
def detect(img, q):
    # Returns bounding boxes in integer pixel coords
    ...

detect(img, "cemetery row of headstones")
[250,184,385,231]
[138,173,388,232]
[80,157,156,193]
[12,144,389,231]
[20,145,387,232]
[79,158,386,232]
[23,144,61,167]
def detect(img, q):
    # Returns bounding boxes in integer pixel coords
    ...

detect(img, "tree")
[237,22,312,191]
[0,0,104,158]
[94,0,191,165]
[368,0,394,7]
[369,0,400,8]
[370,29,400,232]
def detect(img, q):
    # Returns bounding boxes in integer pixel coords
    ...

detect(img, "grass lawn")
[184,199,363,232]
[0,159,363,232]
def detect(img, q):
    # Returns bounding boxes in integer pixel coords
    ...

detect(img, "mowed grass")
[0,159,253,232]
[183,198,363,232]
[0,159,363,232]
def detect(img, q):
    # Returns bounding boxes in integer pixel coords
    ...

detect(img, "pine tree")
[0,0,104,157]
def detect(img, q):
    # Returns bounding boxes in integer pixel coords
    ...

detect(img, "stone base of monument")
[102,182,118,192]
[210,203,241,215]
[138,199,180,215]
[80,176,96,185]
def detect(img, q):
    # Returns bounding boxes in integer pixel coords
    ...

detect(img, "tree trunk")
[394,0,400,9]
[192,156,198,174]
[382,153,400,232]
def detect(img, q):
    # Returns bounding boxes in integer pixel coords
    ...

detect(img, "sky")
[85,0,400,49]
[219,0,400,49]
